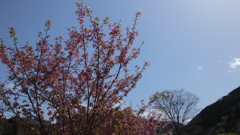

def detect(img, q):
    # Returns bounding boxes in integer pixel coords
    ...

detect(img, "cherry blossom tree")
[0,2,162,135]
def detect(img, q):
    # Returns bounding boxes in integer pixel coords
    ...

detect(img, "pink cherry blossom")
[136,11,142,15]
[0,2,163,135]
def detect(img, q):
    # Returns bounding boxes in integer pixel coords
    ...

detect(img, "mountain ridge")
[183,86,240,134]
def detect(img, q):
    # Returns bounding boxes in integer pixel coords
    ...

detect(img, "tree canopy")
[0,2,161,135]
[152,89,199,135]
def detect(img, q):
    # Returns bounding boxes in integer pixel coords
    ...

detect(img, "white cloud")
[140,108,168,120]
[137,4,143,12]
[185,118,192,124]
[197,66,203,70]
[113,100,126,108]
[140,111,150,117]
[229,58,240,69]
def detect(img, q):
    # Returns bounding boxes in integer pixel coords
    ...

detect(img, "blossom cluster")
[0,2,161,135]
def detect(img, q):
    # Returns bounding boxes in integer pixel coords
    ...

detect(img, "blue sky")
[1,0,240,111]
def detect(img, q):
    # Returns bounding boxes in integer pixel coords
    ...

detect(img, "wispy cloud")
[140,108,159,117]
[137,4,143,12]
[113,100,126,108]
[229,58,240,71]
[197,66,203,70]
[140,108,168,121]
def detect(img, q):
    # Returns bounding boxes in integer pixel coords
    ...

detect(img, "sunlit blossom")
[0,2,162,135]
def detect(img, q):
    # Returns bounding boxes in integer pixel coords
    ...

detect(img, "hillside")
[183,86,240,134]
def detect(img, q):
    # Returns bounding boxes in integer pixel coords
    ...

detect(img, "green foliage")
[183,86,240,134]
[218,133,238,135]
[0,117,18,135]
